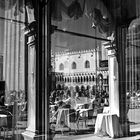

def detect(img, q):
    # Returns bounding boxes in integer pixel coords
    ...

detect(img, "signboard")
[99,60,108,67]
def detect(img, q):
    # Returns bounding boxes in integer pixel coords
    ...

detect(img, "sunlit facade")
[53,49,109,92]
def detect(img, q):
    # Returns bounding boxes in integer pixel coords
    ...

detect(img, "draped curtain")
[0,0,34,100]
[1,1,26,102]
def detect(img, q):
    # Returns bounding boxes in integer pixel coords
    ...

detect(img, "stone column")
[104,43,119,116]
[22,28,43,140]
[22,1,52,139]
[116,26,129,136]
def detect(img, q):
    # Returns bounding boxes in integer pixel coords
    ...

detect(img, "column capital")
[24,21,37,48]
[103,41,117,56]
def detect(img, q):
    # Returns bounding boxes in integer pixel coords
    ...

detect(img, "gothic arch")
[81,85,85,91]
[89,76,92,81]
[75,85,80,92]
[85,60,90,68]
[56,84,61,90]
[78,76,80,82]
[59,63,64,70]
[87,85,91,90]
[64,77,66,82]
[70,77,72,82]
[86,76,88,82]
[68,77,70,82]
[72,62,77,69]
[84,76,86,82]
[81,76,83,82]
[92,76,95,81]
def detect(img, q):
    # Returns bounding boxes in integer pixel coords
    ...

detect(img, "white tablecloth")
[94,113,123,138]
[56,108,70,128]
[55,108,78,131]
[0,114,7,127]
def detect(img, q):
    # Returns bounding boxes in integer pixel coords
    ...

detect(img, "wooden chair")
[0,107,13,139]
[67,109,79,133]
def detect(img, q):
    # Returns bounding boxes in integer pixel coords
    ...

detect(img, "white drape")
[3,7,25,94]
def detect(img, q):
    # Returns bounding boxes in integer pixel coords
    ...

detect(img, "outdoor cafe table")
[55,108,79,131]
[0,114,7,127]
[55,108,70,129]
[94,113,123,138]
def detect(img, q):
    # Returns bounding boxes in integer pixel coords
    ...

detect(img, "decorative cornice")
[54,49,95,56]
[54,71,109,77]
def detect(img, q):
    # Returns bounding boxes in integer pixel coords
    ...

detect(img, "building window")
[85,60,90,68]
[72,62,76,69]
[59,63,64,70]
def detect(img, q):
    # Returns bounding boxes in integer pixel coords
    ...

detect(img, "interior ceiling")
[101,0,136,22]
[0,0,137,53]
[51,0,137,53]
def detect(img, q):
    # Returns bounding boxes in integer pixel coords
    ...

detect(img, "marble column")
[104,43,119,116]
[22,1,52,139]
[104,39,129,135]
[22,32,37,140]
[22,29,48,140]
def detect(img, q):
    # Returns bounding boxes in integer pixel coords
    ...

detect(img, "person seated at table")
[62,92,72,108]
[88,94,96,109]
[91,95,104,114]
[54,97,59,104]
[99,92,109,107]
[50,91,55,105]
[0,95,5,106]
[63,92,71,103]
[104,96,109,107]
[75,92,80,101]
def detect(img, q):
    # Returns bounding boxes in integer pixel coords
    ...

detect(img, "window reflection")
[59,63,64,70]
[72,62,77,69]
[85,60,90,68]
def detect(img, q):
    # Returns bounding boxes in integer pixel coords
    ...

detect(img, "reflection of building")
[126,27,140,92]
[52,49,109,92]
[1,1,140,139]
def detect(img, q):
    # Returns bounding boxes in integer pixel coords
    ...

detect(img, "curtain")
[2,2,26,102]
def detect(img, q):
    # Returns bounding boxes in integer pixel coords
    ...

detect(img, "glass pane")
[49,0,109,137]
[126,18,140,132]
[0,1,28,139]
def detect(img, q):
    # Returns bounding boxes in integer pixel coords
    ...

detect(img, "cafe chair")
[86,109,97,125]
[76,109,88,128]
[56,108,78,135]
[76,107,96,128]
[0,107,14,139]
[68,109,79,132]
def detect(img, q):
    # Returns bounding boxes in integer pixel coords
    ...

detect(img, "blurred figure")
[75,92,80,100]
[0,95,5,106]
[126,94,130,114]
[89,94,96,109]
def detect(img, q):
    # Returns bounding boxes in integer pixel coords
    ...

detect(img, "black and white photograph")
[0,0,140,139]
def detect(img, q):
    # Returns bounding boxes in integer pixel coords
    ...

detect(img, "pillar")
[22,26,45,140]
[116,26,129,136]
[22,1,52,139]
[105,44,119,116]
